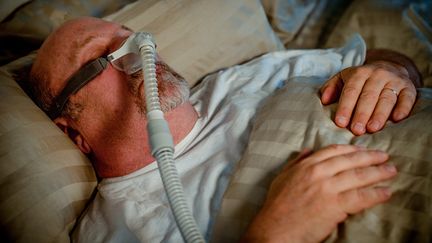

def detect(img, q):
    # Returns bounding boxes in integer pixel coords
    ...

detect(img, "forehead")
[67,20,133,62]
[46,18,132,64]
[33,18,133,93]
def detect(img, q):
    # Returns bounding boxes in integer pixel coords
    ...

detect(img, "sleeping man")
[29,17,421,242]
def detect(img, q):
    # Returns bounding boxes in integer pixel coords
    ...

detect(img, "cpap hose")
[134,33,205,243]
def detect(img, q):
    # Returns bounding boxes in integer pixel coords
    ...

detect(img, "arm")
[320,49,421,135]
[242,145,397,243]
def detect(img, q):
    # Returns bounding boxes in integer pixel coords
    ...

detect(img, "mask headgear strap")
[48,57,108,119]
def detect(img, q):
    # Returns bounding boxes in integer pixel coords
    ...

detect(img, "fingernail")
[368,120,380,131]
[353,122,365,134]
[393,112,405,121]
[336,116,347,126]
[384,164,397,174]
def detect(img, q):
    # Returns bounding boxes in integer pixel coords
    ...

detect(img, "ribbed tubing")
[138,33,205,243]
[140,44,161,112]
[155,148,205,243]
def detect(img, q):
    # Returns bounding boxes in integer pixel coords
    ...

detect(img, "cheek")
[72,66,151,154]
[79,68,139,128]
[77,87,140,149]
[92,67,131,108]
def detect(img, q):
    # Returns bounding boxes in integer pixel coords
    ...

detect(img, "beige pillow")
[104,0,284,87]
[261,0,354,49]
[0,0,136,65]
[0,62,97,243]
[0,0,30,22]
[212,77,432,242]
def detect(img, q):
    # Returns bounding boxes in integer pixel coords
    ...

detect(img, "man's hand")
[320,53,419,136]
[242,145,397,243]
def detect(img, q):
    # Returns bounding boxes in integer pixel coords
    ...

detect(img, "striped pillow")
[0,68,97,243]
[213,77,432,242]
[104,0,284,87]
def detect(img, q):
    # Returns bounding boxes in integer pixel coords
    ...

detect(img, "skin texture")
[29,17,422,242]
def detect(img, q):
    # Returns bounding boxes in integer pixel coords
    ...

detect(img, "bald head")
[30,17,132,112]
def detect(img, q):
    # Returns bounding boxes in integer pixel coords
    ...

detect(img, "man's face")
[31,17,190,176]
[72,22,189,156]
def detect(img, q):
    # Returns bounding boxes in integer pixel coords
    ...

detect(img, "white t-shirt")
[72,35,366,243]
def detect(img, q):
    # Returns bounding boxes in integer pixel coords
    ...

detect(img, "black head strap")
[48,57,108,119]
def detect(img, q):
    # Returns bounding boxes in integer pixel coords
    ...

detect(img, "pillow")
[260,0,353,49]
[323,0,432,88]
[212,77,432,242]
[0,0,137,66]
[261,0,319,45]
[0,61,98,243]
[0,0,30,22]
[104,0,284,87]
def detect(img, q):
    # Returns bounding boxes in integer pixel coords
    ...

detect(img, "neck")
[165,102,199,146]
[95,102,198,178]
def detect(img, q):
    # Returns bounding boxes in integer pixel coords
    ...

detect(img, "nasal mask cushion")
[108,32,147,75]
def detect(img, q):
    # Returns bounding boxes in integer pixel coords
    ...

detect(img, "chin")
[130,65,190,114]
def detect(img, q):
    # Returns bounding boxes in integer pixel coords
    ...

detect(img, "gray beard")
[127,64,190,115]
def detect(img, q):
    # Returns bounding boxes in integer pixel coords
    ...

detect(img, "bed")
[0,0,431,242]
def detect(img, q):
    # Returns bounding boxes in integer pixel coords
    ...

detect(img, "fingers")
[303,144,363,165]
[364,87,399,133]
[308,149,389,180]
[349,78,387,135]
[334,69,368,128]
[327,151,397,215]
[330,153,397,215]
[331,162,397,192]
[320,74,343,105]
[366,86,416,132]
[321,62,418,135]
[339,186,392,214]
[392,87,417,121]
[284,145,361,172]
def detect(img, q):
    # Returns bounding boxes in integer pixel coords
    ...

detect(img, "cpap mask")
[107,32,149,75]
[48,32,204,243]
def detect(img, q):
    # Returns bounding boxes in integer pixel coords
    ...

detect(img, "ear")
[54,117,92,154]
